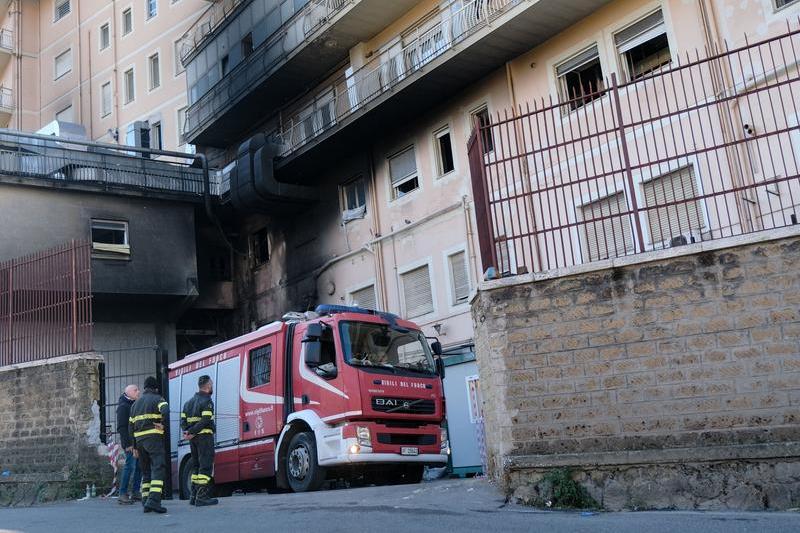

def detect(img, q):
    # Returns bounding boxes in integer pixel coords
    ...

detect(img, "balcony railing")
[274,0,519,157]
[0,130,209,199]
[0,28,13,52]
[183,0,350,138]
[178,0,247,65]
[467,24,800,276]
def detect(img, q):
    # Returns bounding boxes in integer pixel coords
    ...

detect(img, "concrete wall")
[0,353,112,506]
[0,184,198,297]
[472,230,800,510]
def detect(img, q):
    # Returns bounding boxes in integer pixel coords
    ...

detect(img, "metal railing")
[468,22,800,276]
[0,87,12,110]
[0,130,208,198]
[0,240,92,366]
[178,0,246,65]
[183,0,349,138]
[275,0,519,157]
[0,28,13,51]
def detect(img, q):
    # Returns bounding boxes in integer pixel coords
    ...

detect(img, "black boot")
[194,485,219,507]
[189,483,197,506]
[143,493,167,514]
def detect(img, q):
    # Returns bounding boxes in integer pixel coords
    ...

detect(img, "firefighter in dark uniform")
[129,376,169,514]
[181,375,219,506]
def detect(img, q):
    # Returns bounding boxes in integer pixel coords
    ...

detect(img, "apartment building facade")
[181,0,799,343]
[0,0,208,151]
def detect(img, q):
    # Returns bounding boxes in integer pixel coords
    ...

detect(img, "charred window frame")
[250,227,270,268]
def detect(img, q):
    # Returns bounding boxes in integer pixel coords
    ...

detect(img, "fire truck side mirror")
[430,340,443,356]
[303,323,323,367]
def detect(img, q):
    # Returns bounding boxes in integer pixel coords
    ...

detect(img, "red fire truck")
[168,305,448,494]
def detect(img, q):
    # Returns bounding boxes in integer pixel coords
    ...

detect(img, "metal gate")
[99,346,168,444]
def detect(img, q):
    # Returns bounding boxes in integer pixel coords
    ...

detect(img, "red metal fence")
[0,241,92,366]
[468,23,800,276]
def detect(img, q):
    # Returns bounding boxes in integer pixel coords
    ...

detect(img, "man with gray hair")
[116,384,141,504]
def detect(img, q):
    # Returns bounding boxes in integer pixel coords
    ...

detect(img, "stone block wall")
[472,233,800,510]
[0,353,112,505]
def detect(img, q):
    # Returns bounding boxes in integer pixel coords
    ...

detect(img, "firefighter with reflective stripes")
[181,375,219,506]
[129,376,169,514]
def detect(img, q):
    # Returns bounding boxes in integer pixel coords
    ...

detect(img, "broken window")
[615,9,671,81]
[434,127,455,176]
[250,227,269,268]
[91,219,130,258]
[471,106,494,153]
[556,45,605,111]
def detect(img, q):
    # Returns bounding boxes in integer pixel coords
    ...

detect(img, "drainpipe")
[367,147,389,311]
[111,0,120,142]
[12,0,21,129]
[462,195,480,286]
[75,0,82,127]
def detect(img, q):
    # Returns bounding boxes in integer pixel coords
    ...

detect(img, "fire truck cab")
[168,305,448,494]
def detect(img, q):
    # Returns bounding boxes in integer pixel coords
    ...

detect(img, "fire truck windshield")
[339,321,436,375]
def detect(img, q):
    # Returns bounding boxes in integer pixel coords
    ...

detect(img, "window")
[54,49,72,79]
[389,146,419,199]
[319,325,337,369]
[101,82,112,117]
[147,0,158,19]
[174,40,185,75]
[55,105,73,122]
[55,0,70,22]
[580,191,634,262]
[448,250,470,304]
[401,264,434,318]
[556,45,605,111]
[615,9,671,81]
[342,177,366,212]
[471,107,494,153]
[434,127,455,176]
[241,33,254,59]
[150,121,162,150]
[643,165,704,246]
[122,8,133,35]
[248,344,272,387]
[776,0,800,9]
[349,284,377,310]
[250,227,269,267]
[177,106,187,145]
[100,23,110,50]
[123,68,135,103]
[220,55,230,77]
[148,53,160,90]
[91,219,130,258]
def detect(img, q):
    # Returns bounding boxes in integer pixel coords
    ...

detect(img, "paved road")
[1,478,798,533]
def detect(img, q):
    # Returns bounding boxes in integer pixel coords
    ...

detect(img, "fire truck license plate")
[401,447,419,456]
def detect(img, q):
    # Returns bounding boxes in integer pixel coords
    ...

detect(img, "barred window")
[249,344,272,388]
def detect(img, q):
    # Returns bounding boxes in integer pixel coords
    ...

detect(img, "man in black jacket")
[181,375,218,506]
[116,384,141,505]
[130,376,170,514]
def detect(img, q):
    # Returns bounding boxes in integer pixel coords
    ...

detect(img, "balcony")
[0,86,12,128]
[0,130,208,202]
[184,0,419,147]
[270,0,612,180]
[0,28,12,73]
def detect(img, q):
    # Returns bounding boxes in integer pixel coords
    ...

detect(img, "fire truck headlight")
[349,444,361,455]
[356,426,371,447]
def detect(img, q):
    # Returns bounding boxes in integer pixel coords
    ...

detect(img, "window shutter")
[389,147,417,184]
[350,285,377,311]
[643,165,703,245]
[401,265,434,318]
[615,9,665,53]
[56,0,71,21]
[102,83,111,116]
[556,45,600,77]
[448,251,470,303]
[581,191,634,261]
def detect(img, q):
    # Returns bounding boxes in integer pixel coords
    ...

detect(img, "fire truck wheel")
[179,456,196,500]
[286,432,326,492]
